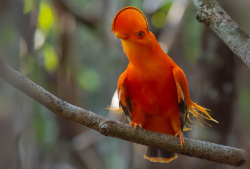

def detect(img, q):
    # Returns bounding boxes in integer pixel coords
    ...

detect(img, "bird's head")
[111,7,153,47]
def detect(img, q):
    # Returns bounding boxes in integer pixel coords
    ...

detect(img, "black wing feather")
[119,97,132,122]
[179,98,187,131]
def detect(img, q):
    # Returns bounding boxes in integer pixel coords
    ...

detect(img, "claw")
[175,129,184,148]
[129,122,142,132]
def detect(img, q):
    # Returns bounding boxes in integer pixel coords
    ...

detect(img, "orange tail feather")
[187,102,218,128]
[106,107,124,113]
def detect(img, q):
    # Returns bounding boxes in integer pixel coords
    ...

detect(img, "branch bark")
[0,58,245,167]
[192,0,250,69]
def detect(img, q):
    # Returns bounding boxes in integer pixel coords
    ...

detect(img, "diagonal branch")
[0,58,245,167]
[192,0,250,69]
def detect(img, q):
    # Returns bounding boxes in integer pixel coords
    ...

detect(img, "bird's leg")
[129,103,145,132]
[170,112,185,148]
[175,129,184,148]
[129,122,142,131]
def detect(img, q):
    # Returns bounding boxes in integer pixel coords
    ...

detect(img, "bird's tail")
[187,101,218,128]
[144,147,178,163]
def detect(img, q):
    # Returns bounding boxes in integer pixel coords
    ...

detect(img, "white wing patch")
[177,82,184,100]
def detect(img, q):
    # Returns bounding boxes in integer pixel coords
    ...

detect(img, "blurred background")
[0,0,250,168]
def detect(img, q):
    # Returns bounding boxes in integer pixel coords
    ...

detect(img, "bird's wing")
[172,67,218,129]
[172,67,190,131]
[117,70,132,122]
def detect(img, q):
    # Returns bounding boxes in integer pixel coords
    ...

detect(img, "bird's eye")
[138,31,144,38]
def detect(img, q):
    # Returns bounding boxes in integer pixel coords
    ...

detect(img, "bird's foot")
[175,129,184,148]
[129,122,142,132]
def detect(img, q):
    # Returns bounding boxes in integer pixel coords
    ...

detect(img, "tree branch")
[0,58,245,167]
[192,0,250,69]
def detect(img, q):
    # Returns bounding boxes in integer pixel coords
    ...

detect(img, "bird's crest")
[111,6,149,33]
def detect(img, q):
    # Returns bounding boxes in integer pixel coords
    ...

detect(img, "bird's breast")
[127,68,178,116]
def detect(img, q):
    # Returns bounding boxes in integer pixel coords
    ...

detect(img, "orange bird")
[111,7,218,163]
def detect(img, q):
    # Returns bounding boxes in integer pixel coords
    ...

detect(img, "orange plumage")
[111,7,218,163]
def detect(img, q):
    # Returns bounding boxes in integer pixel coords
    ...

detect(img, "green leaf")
[23,0,34,14]
[77,68,101,92]
[38,2,54,34]
[151,12,167,29]
[43,43,58,72]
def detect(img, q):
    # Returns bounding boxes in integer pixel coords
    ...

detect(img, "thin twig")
[0,59,245,167]
[192,0,250,69]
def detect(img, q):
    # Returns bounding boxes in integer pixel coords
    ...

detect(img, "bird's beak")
[115,33,128,39]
